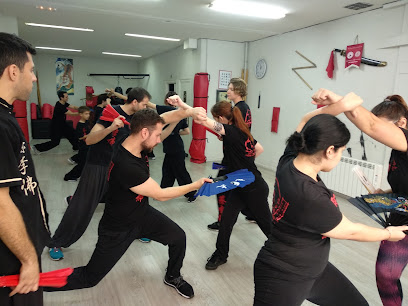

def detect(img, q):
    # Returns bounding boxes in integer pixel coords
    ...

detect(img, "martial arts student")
[64,106,91,182]
[33,91,79,153]
[48,87,205,260]
[0,32,50,306]
[147,91,196,202]
[93,93,111,123]
[207,77,255,231]
[44,109,210,299]
[168,96,272,270]
[343,93,408,306]
[253,89,408,306]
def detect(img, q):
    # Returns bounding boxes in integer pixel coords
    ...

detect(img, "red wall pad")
[16,117,29,143]
[271,107,280,133]
[42,103,54,119]
[189,73,209,164]
[13,100,27,118]
[31,103,38,120]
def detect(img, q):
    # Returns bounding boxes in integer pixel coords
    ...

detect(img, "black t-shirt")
[388,128,408,195]
[87,105,133,166]
[102,146,150,231]
[93,105,104,123]
[0,98,50,274]
[52,101,70,126]
[156,105,188,155]
[234,101,252,130]
[222,124,260,178]
[257,145,342,281]
[76,121,90,149]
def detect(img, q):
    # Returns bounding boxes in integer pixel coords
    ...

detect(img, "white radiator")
[318,157,383,197]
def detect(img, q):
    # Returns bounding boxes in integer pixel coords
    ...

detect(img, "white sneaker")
[67,158,77,165]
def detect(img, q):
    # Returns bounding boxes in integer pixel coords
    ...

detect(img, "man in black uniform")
[33,90,79,153]
[44,109,209,299]
[0,32,50,306]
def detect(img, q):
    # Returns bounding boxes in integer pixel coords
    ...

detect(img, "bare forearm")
[0,195,38,264]
[153,182,198,201]
[161,108,193,124]
[86,126,114,145]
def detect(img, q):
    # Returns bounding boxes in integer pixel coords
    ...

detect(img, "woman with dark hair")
[167,95,273,270]
[253,89,408,306]
[344,94,408,306]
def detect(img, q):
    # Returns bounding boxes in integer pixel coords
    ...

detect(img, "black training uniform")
[34,101,78,152]
[213,124,272,259]
[48,105,132,248]
[64,121,91,181]
[216,100,254,221]
[254,145,368,306]
[0,98,50,305]
[156,105,194,198]
[44,146,187,291]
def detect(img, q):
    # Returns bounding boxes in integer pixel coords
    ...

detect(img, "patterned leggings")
[376,235,408,306]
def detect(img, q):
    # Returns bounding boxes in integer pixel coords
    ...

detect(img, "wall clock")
[255,59,267,79]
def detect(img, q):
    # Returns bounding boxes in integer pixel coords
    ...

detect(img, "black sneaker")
[187,196,197,203]
[207,221,220,231]
[163,275,194,299]
[205,252,227,270]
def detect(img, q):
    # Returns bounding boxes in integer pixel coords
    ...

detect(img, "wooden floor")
[31,139,408,306]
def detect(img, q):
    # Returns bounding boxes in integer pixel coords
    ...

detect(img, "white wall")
[29,53,139,107]
[247,5,407,190]
[0,15,18,35]
[136,44,201,103]
[204,39,245,161]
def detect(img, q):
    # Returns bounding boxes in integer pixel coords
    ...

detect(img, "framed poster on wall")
[216,89,231,103]
[218,70,232,89]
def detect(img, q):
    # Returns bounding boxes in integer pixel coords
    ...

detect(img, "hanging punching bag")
[189,73,209,164]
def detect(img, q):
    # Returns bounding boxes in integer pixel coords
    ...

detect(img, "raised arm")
[179,127,190,136]
[85,117,124,145]
[345,106,407,152]
[296,89,363,132]
[0,187,40,296]
[160,122,177,141]
[323,214,408,242]
[105,88,127,101]
[130,177,212,202]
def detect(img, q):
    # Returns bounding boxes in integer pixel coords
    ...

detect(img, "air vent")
[344,2,373,10]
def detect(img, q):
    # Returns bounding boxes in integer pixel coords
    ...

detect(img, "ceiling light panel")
[26,23,94,32]
[102,52,142,58]
[209,0,287,19]
[125,33,180,41]
[36,47,82,52]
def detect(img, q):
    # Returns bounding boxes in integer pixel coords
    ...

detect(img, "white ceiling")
[0,0,399,60]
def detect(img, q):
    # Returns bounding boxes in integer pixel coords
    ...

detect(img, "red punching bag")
[16,117,29,142]
[42,103,54,119]
[13,100,27,118]
[189,73,209,164]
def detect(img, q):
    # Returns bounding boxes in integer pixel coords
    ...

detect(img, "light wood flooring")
[30,139,408,306]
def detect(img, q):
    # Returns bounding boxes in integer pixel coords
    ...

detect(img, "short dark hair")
[78,106,90,114]
[164,91,178,105]
[0,33,36,77]
[58,91,67,99]
[127,87,152,104]
[130,108,165,135]
[97,93,109,105]
[287,114,350,155]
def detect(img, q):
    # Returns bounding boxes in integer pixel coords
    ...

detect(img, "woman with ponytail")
[167,96,273,271]
[344,94,408,306]
[253,89,408,306]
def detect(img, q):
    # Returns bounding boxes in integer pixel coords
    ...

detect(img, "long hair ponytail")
[211,100,253,142]
[372,95,408,122]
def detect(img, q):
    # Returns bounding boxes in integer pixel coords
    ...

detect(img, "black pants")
[0,288,43,306]
[161,153,195,198]
[254,261,368,306]
[49,163,109,248]
[35,123,78,152]
[44,205,186,292]
[64,147,88,180]
[215,177,272,259]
